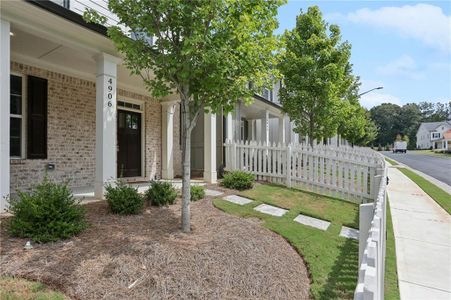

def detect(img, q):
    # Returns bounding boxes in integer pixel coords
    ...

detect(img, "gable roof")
[419,121,450,132]
[434,122,451,130]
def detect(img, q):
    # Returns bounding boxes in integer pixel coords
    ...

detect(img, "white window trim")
[117,96,146,179]
[10,72,27,159]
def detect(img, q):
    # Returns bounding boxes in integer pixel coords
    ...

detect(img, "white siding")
[71,0,119,27]
[50,0,120,27]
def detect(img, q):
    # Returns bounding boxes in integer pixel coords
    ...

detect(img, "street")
[383,151,451,186]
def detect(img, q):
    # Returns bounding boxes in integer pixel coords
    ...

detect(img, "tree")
[397,103,421,149]
[418,101,451,122]
[341,105,377,146]
[369,103,402,146]
[369,101,450,150]
[279,6,358,146]
[85,0,283,232]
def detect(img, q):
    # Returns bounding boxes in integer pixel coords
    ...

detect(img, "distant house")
[416,116,451,150]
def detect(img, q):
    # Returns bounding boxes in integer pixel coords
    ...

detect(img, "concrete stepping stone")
[205,189,223,197]
[223,195,253,205]
[339,226,359,240]
[294,214,330,231]
[254,204,288,217]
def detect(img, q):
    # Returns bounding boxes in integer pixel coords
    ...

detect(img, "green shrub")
[8,177,86,243]
[145,181,177,206]
[105,181,144,215]
[221,170,255,190]
[190,185,205,201]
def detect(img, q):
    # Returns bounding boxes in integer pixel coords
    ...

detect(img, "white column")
[250,119,256,141]
[203,112,217,183]
[94,53,120,199]
[0,19,10,211]
[234,102,241,141]
[226,112,234,142]
[261,110,270,145]
[278,114,286,145]
[161,101,177,179]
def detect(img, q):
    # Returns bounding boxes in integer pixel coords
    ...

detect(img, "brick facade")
[9,62,176,193]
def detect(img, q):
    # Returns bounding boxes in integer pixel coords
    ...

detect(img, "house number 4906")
[107,77,114,107]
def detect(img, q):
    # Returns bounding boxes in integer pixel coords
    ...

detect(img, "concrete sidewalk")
[387,166,451,300]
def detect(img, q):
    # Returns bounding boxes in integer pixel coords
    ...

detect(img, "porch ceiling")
[4,0,151,95]
[240,99,283,119]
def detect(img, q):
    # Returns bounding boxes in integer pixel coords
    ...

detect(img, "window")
[10,75,23,157]
[432,132,441,139]
[118,101,142,111]
[49,0,70,9]
[262,88,270,100]
[9,75,48,159]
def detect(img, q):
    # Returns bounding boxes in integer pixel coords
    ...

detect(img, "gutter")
[26,0,108,37]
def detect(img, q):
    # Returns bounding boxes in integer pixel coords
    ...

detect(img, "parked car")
[393,141,407,153]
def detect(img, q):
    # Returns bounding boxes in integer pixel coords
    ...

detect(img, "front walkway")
[387,166,451,300]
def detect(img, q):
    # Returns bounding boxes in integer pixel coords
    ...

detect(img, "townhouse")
[0,0,295,211]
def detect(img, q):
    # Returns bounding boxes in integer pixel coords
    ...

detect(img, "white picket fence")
[224,140,388,300]
[224,140,384,203]
[354,166,387,300]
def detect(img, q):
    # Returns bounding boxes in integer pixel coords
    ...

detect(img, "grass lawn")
[240,183,359,228]
[385,199,400,300]
[409,150,451,158]
[0,277,66,300]
[385,157,398,166]
[214,183,360,299]
[398,168,451,214]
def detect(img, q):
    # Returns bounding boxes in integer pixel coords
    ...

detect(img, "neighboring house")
[189,81,300,177]
[416,117,451,150]
[434,129,451,151]
[0,0,300,211]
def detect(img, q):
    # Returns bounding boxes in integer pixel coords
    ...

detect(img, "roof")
[418,121,450,132]
[253,94,282,110]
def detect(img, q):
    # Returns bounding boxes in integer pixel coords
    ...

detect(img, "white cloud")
[360,92,401,109]
[347,4,451,52]
[377,55,424,80]
[359,79,401,109]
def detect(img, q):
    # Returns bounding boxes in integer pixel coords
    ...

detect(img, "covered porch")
[160,96,299,185]
[0,2,179,210]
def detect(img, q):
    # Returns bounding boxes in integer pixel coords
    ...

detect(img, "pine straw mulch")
[0,187,310,300]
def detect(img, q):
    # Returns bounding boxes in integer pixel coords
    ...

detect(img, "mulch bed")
[0,186,310,299]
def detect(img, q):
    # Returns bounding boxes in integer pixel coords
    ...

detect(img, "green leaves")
[279,6,360,145]
[85,0,283,116]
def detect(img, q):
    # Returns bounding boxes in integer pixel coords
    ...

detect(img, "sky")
[276,0,451,109]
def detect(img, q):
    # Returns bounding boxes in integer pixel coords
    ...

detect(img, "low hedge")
[8,177,86,243]
[221,170,255,190]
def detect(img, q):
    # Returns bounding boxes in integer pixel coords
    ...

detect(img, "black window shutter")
[27,76,48,159]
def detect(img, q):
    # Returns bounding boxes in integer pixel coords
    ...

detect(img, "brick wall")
[10,62,168,193]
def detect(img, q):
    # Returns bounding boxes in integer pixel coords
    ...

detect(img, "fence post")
[286,144,292,188]
[359,203,374,265]
[232,142,237,170]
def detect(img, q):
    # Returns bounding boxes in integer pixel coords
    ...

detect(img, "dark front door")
[117,110,142,177]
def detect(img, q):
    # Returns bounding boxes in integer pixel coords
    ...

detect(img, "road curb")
[382,154,451,195]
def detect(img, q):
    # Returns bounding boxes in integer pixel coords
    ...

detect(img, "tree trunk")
[180,95,201,233]
[181,123,191,232]
[309,119,314,148]
[181,99,192,233]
